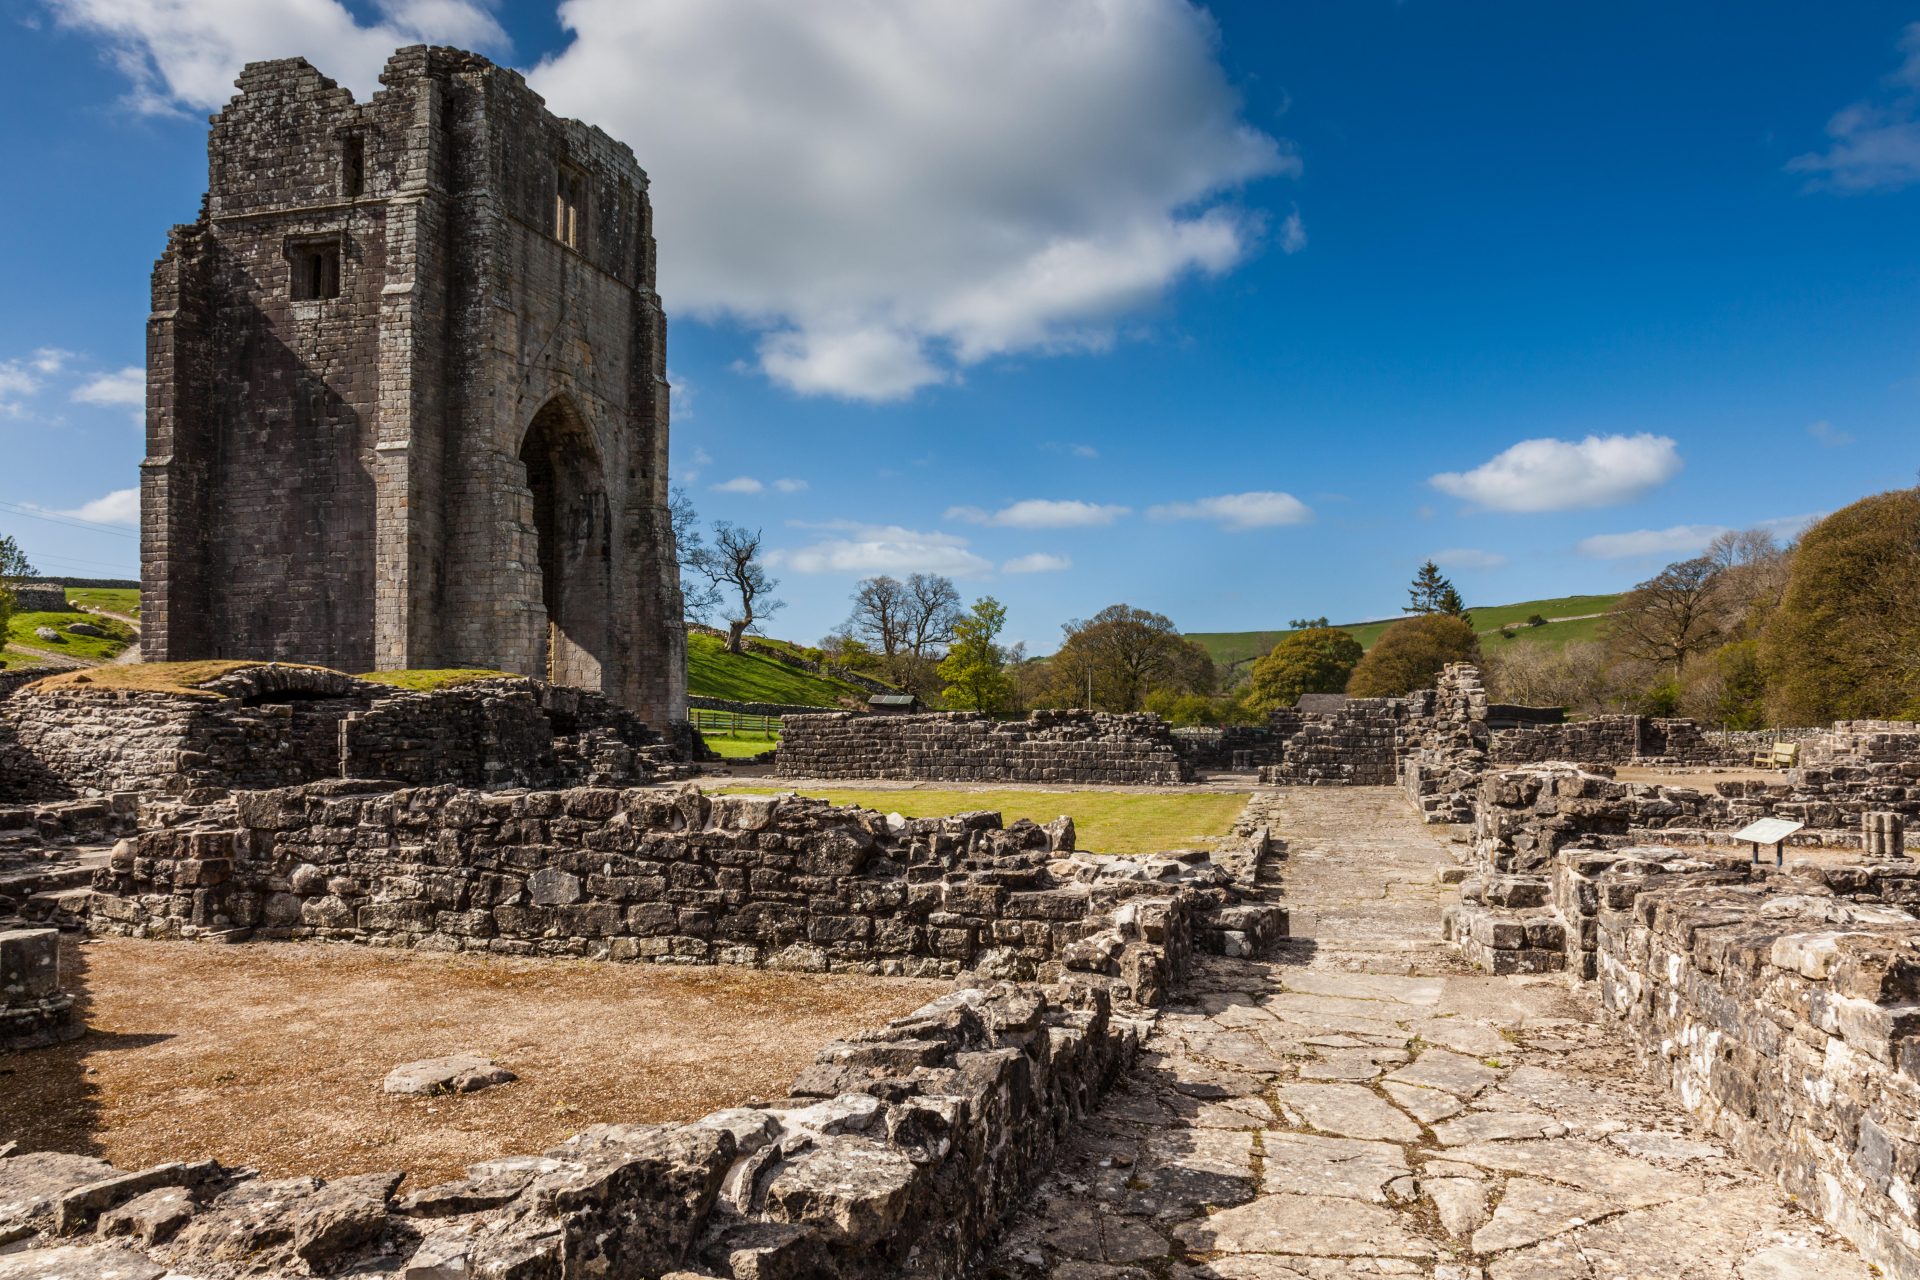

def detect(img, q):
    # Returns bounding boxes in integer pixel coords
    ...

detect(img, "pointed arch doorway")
[519,396,612,690]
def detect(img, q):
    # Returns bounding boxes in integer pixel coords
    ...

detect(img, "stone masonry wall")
[0,669,688,803]
[774,710,1193,785]
[1573,853,1920,1275]
[1257,698,1410,787]
[1488,714,1725,765]
[89,782,1281,989]
[0,976,1152,1280]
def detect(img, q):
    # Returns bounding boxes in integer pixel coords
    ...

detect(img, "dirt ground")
[0,937,949,1189]
[1611,765,1791,786]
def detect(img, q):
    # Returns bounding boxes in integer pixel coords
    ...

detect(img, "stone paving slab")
[980,787,1873,1280]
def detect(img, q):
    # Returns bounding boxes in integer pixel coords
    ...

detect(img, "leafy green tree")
[1045,604,1215,711]
[1287,616,1330,630]
[1434,584,1471,626]
[1760,487,1920,722]
[939,597,1013,712]
[1246,627,1364,712]
[1346,614,1481,698]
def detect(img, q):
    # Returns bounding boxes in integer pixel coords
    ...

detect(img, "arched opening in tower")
[519,397,612,690]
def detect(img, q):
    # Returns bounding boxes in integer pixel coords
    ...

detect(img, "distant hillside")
[1190,593,1623,684]
[686,631,878,707]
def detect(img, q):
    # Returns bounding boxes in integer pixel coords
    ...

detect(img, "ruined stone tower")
[141,46,686,725]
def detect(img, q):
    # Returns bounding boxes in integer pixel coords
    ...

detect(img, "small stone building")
[141,46,686,725]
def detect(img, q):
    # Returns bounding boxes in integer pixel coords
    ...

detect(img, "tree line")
[671,483,1920,725]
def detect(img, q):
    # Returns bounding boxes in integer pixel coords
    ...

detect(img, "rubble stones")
[382,1054,518,1096]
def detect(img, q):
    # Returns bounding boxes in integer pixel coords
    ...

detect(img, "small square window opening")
[289,240,342,301]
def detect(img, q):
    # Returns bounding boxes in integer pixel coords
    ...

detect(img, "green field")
[64,587,140,618]
[703,733,780,759]
[3,608,137,666]
[713,786,1248,855]
[1190,593,1622,680]
[687,631,874,707]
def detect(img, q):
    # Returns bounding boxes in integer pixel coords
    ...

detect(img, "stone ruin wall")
[1435,754,1920,1272]
[89,781,1282,989]
[1486,714,1724,766]
[9,584,75,614]
[0,978,1145,1280]
[1256,697,1410,786]
[0,668,688,803]
[774,710,1193,785]
[7,782,1284,1280]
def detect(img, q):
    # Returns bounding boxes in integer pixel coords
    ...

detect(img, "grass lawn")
[358,667,511,691]
[5,610,136,663]
[687,631,870,707]
[703,733,779,759]
[713,785,1248,855]
[65,586,140,617]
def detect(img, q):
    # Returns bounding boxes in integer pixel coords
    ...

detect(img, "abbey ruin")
[3,38,1917,1280]
[139,48,685,725]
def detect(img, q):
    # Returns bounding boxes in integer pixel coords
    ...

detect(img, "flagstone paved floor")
[981,787,1873,1280]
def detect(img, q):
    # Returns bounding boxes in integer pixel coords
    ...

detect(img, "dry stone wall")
[774,710,1193,785]
[1256,699,1408,786]
[1488,714,1724,765]
[89,782,1281,989]
[0,978,1149,1280]
[1570,852,1920,1275]
[0,670,688,802]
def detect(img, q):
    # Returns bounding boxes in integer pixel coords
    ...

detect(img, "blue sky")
[2,2,1916,653]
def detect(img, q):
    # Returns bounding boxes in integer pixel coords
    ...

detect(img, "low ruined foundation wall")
[0,671,688,802]
[90,782,1281,992]
[774,710,1193,785]
[1487,714,1726,766]
[1577,856,1920,1276]
[10,781,1285,1280]
[1257,699,1407,786]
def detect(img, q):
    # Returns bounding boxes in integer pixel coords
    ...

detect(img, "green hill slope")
[687,631,876,707]
[1191,593,1622,682]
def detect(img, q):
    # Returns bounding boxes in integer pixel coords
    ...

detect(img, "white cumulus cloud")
[1146,490,1312,530]
[529,0,1293,400]
[774,522,992,578]
[1431,548,1508,570]
[56,1,1292,402]
[1279,208,1307,254]
[43,0,508,113]
[72,366,145,407]
[1002,552,1071,574]
[773,478,809,494]
[1430,434,1681,513]
[711,476,765,494]
[52,487,141,526]
[947,499,1130,529]
[1788,23,1920,192]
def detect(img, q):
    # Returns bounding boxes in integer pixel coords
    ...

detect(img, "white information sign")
[1732,818,1805,845]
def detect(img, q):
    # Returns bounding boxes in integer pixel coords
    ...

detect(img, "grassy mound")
[65,587,140,618]
[21,660,339,698]
[687,632,871,708]
[358,668,512,692]
[6,609,137,663]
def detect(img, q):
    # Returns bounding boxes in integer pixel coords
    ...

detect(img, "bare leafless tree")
[670,485,721,621]
[844,576,909,658]
[902,573,962,660]
[689,522,783,653]
[1605,556,1724,680]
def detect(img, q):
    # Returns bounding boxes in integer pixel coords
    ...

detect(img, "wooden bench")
[1751,741,1800,769]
